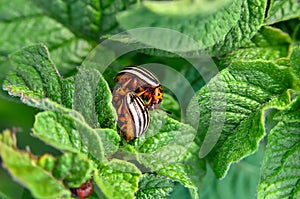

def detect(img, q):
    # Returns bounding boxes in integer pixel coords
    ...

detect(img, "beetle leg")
[120,124,127,131]
[144,97,152,107]
[122,79,131,88]
[136,90,146,97]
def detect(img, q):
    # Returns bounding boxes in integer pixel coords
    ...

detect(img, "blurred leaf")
[265,0,300,25]
[0,166,26,199]
[0,97,38,131]
[0,130,71,198]
[33,110,107,163]
[30,0,101,40]
[200,146,264,199]
[187,60,294,178]
[38,153,93,187]
[272,18,300,43]
[222,26,292,62]
[258,96,300,199]
[135,174,174,199]
[117,0,267,56]
[31,0,137,39]
[94,159,141,199]
[0,0,92,74]
[117,0,242,52]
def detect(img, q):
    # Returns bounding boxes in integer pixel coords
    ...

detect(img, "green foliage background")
[0,0,300,199]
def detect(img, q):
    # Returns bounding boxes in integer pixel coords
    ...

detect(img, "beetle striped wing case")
[114,66,160,87]
[114,66,164,110]
[125,92,150,138]
[115,91,150,141]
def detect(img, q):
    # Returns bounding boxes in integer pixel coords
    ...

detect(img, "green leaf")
[38,153,93,187]
[141,112,195,153]
[180,142,206,198]
[3,44,117,129]
[116,0,267,56]
[31,0,137,39]
[122,111,196,170]
[0,0,92,74]
[0,130,71,199]
[117,0,243,51]
[0,166,26,199]
[155,142,206,199]
[209,0,267,56]
[135,174,174,199]
[187,60,294,178]
[265,0,300,25]
[291,45,300,82]
[274,94,300,122]
[200,146,264,199]
[61,76,75,109]
[3,44,62,104]
[271,19,300,43]
[30,0,100,40]
[73,68,117,129]
[221,26,292,62]
[94,159,142,199]
[157,163,198,199]
[33,110,107,163]
[0,0,41,21]
[258,97,300,199]
[96,128,120,156]
[95,70,118,129]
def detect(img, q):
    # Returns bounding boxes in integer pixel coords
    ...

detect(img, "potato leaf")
[3,44,117,129]
[265,0,300,25]
[94,159,142,199]
[135,174,174,199]
[258,96,300,199]
[33,110,107,163]
[0,130,70,199]
[187,60,294,178]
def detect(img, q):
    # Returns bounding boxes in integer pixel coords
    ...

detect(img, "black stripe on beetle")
[114,66,164,110]
[119,66,160,86]
[125,92,150,138]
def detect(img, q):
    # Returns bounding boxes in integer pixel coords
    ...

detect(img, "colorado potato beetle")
[70,181,94,198]
[113,88,150,141]
[114,66,164,110]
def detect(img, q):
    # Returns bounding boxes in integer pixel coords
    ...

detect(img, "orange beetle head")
[149,86,163,110]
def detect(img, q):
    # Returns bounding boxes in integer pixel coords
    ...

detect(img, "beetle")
[114,66,164,110]
[113,88,150,141]
[70,181,94,199]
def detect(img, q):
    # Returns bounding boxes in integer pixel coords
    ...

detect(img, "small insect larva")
[70,181,94,198]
